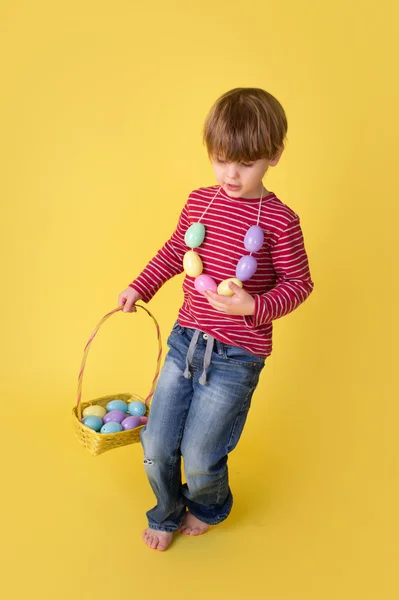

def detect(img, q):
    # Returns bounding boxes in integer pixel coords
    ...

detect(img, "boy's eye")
[216,158,254,167]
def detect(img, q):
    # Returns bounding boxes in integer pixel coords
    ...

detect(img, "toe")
[157,541,168,551]
[143,530,156,549]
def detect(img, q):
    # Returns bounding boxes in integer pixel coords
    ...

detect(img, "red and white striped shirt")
[130,185,314,357]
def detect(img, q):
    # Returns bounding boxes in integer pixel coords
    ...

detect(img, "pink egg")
[121,416,142,430]
[140,416,148,424]
[103,410,126,424]
[194,274,217,295]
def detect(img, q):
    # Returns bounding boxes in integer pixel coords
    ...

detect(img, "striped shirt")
[129,185,314,357]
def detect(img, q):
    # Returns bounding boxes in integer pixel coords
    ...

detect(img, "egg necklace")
[183,185,265,297]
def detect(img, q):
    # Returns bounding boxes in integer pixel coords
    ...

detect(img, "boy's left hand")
[204,281,255,316]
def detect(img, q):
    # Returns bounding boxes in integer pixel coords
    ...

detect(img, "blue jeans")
[140,319,266,532]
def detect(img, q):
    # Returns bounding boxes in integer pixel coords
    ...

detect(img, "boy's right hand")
[118,287,142,313]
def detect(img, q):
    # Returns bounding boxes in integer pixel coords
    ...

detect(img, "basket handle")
[77,305,163,421]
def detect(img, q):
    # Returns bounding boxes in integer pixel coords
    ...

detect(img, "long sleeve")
[129,201,190,303]
[244,216,314,328]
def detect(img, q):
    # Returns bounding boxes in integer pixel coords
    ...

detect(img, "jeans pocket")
[166,320,185,347]
[171,320,185,335]
[224,344,266,367]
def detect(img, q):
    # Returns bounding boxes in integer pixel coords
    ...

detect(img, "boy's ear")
[269,146,284,167]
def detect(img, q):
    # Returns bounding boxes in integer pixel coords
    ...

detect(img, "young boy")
[118,87,314,551]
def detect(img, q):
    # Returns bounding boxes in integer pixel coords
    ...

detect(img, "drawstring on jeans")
[183,329,215,386]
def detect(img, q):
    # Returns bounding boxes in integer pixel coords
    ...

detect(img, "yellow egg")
[183,250,203,277]
[83,404,106,418]
[217,278,243,297]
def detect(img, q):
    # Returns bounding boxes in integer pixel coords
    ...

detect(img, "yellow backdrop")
[1,1,397,598]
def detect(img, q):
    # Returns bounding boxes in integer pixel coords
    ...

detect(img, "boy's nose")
[226,163,239,178]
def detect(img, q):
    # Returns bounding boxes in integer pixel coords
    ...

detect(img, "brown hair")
[202,87,288,163]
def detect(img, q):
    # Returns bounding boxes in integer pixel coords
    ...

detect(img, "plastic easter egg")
[82,415,103,431]
[184,223,205,248]
[106,399,128,414]
[244,225,264,252]
[194,274,217,295]
[236,255,258,281]
[183,251,203,277]
[140,416,148,425]
[121,416,142,430]
[82,405,106,419]
[127,401,146,417]
[103,410,126,424]
[217,278,243,297]
[100,421,123,434]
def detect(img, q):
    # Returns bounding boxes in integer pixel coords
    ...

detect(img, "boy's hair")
[203,87,287,163]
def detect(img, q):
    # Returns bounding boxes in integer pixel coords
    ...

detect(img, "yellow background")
[1,1,397,598]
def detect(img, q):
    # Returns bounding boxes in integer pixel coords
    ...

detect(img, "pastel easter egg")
[184,223,205,248]
[103,410,126,424]
[244,225,264,252]
[106,399,128,413]
[82,415,103,431]
[236,255,258,281]
[82,405,106,419]
[217,278,243,297]
[121,416,142,430]
[127,401,146,417]
[140,416,148,425]
[100,421,123,434]
[194,274,217,295]
[183,251,203,277]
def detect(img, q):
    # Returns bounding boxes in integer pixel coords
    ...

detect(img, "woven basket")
[72,304,162,456]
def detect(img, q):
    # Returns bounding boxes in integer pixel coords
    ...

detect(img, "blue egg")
[82,415,103,431]
[127,401,146,417]
[106,399,128,413]
[100,421,123,434]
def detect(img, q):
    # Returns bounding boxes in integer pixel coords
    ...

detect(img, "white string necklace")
[183,185,265,296]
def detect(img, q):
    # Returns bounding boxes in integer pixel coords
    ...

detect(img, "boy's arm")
[243,216,314,328]
[128,201,190,303]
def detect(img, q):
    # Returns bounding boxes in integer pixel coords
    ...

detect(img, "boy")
[118,87,314,551]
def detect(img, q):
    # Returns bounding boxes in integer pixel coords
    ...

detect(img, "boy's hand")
[118,287,142,313]
[204,281,255,316]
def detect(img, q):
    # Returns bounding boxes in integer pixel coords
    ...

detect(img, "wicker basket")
[72,304,162,456]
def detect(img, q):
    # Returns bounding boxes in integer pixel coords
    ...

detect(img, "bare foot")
[179,512,210,536]
[142,528,173,551]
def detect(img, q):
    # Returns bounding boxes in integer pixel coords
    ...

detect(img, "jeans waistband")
[178,324,226,353]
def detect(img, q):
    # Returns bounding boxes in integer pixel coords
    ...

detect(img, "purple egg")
[103,410,126,424]
[236,255,258,281]
[121,416,142,430]
[244,225,264,252]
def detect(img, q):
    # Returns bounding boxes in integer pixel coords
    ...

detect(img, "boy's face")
[211,152,282,199]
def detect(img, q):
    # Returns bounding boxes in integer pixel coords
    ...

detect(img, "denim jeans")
[140,319,266,532]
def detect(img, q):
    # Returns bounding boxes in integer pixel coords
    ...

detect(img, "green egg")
[184,223,205,248]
